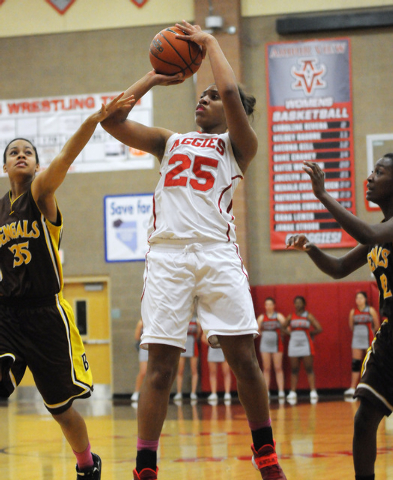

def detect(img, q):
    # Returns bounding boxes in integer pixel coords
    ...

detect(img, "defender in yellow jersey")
[287,154,393,480]
[0,93,132,480]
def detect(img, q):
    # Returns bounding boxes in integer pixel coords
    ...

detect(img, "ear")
[3,163,7,173]
[35,163,40,173]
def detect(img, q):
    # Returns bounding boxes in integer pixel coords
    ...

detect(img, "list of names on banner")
[267,39,357,250]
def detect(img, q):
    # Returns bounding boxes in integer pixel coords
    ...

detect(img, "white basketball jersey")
[147,131,243,244]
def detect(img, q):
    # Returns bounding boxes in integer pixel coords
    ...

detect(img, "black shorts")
[0,294,93,414]
[354,319,393,416]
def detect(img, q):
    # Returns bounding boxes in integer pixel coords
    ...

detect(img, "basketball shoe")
[251,443,287,480]
[133,467,158,479]
[76,453,101,479]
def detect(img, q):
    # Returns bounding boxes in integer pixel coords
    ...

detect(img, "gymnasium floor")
[1,390,393,480]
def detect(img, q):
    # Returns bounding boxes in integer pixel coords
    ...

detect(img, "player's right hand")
[147,70,185,86]
[286,234,312,251]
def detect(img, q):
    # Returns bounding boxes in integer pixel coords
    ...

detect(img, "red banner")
[266,38,356,250]
[46,0,76,14]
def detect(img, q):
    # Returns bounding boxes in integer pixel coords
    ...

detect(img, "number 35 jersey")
[0,186,63,298]
[148,132,244,244]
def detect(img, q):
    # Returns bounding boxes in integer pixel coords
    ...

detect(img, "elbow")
[100,117,113,131]
[356,227,377,245]
[101,113,124,131]
[329,260,351,279]
[331,271,346,280]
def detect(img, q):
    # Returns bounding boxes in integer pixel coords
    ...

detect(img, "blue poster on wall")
[104,193,153,262]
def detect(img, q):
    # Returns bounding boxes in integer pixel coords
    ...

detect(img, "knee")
[274,363,283,374]
[230,355,260,382]
[291,367,300,375]
[52,406,73,427]
[305,365,314,375]
[149,362,178,391]
[354,406,371,437]
[352,358,362,373]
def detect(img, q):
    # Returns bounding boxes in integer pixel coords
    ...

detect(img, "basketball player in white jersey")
[102,20,286,480]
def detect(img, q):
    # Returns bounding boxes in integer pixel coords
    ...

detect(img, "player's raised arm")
[101,71,183,161]
[286,234,369,278]
[31,93,133,222]
[175,21,258,173]
[303,160,393,245]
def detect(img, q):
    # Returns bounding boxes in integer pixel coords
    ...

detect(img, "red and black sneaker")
[133,467,158,480]
[251,443,287,480]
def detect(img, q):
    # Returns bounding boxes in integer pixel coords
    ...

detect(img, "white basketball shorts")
[140,242,258,350]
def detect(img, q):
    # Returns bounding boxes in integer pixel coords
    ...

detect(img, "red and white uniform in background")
[288,311,314,357]
[259,313,283,354]
[352,307,374,349]
[141,132,258,351]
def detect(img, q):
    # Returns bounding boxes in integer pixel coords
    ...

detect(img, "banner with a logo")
[266,38,356,250]
[46,0,76,14]
[104,193,153,262]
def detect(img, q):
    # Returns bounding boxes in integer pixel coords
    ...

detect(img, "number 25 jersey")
[147,132,244,244]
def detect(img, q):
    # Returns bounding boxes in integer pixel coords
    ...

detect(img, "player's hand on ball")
[303,161,327,199]
[147,70,185,86]
[175,20,209,59]
[286,234,312,251]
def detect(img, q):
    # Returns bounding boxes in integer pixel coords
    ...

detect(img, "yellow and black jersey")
[0,185,63,299]
[367,243,393,319]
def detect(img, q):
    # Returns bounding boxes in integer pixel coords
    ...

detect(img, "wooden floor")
[1,391,393,479]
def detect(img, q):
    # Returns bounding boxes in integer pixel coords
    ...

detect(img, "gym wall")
[1,0,393,394]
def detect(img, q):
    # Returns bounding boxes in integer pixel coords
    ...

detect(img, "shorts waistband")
[0,293,62,308]
[149,241,234,252]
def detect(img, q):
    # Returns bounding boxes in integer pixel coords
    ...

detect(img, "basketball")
[149,26,203,79]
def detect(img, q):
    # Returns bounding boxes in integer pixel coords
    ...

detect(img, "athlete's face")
[355,293,367,308]
[366,157,393,206]
[195,85,227,133]
[264,300,275,313]
[3,139,39,178]
[294,298,305,312]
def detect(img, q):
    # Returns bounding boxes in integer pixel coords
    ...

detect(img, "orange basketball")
[149,26,203,79]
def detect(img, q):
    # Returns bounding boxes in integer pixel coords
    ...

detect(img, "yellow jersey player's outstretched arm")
[31,93,134,223]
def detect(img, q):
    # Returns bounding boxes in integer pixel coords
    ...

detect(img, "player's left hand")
[175,20,208,59]
[286,233,312,251]
[303,161,326,199]
[95,92,135,123]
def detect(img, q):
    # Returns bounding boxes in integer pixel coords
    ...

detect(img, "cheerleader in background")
[344,292,379,397]
[257,297,286,399]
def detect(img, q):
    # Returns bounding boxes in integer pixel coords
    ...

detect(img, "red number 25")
[164,154,218,192]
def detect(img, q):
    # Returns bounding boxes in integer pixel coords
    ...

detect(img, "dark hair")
[383,153,393,163]
[294,296,306,306]
[264,297,276,304]
[238,85,256,119]
[356,291,368,305]
[3,138,39,165]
